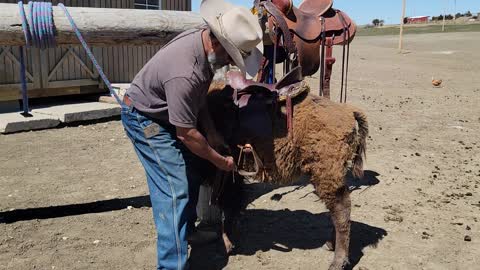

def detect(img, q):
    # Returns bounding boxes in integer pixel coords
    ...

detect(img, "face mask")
[207,51,219,71]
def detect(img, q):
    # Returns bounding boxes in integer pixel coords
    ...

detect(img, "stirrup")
[236,144,263,178]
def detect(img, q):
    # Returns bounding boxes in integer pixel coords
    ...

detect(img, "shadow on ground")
[189,170,385,270]
[188,209,387,270]
[0,195,151,223]
[1,170,385,269]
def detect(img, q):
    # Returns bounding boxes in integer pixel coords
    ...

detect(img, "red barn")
[407,16,430,24]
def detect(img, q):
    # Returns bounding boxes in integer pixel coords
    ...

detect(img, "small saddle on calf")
[227,66,305,107]
[225,66,308,141]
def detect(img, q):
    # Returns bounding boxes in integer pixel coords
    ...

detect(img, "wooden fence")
[0,0,191,101]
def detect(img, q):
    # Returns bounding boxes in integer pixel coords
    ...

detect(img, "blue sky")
[191,0,480,25]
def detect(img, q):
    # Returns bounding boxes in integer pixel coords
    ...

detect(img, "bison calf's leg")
[326,187,351,270]
[325,221,336,251]
[222,218,235,254]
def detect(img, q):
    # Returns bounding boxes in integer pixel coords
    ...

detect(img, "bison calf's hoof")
[222,232,235,254]
[328,259,350,270]
[325,240,335,251]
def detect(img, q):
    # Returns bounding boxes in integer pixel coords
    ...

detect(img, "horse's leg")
[326,186,351,270]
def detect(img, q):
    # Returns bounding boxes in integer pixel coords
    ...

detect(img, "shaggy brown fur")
[265,94,368,207]
[206,83,369,270]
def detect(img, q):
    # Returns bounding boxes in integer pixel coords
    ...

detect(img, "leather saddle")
[227,66,305,107]
[259,0,356,76]
[225,66,307,140]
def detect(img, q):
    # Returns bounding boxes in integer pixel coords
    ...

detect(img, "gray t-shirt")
[126,27,213,128]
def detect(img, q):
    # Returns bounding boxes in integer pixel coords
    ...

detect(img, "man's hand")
[176,126,235,172]
[214,156,235,171]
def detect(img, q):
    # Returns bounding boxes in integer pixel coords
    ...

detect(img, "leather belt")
[123,94,133,107]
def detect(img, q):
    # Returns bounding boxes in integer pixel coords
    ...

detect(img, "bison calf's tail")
[352,111,368,179]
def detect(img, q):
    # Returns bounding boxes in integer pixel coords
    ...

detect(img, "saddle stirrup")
[236,144,263,177]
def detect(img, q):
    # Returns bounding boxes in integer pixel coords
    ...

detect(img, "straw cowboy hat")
[200,0,264,78]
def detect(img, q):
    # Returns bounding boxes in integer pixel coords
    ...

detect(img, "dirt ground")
[1,32,480,270]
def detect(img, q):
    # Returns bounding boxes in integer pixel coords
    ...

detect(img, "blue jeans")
[121,104,204,270]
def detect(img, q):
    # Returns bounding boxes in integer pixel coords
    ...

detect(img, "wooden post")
[454,0,457,24]
[398,0,406,51]
[442,0,447,32]
[0,3,203,46]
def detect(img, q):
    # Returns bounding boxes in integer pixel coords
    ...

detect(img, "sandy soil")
[1,32,480,270]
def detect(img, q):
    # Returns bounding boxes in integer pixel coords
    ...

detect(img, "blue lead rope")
[17,1,123,116]
[18,1,32,115]
[57,3,122,105]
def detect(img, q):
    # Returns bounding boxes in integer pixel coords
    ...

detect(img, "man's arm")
[163,77,233,171]
[198,105,226,150]
[176,127,234,171]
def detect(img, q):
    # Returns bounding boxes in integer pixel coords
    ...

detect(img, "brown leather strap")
[323,37,335,100]
[319,17,326,96]
[272,28,278,82]
[256,56,269,83]
[339,12,346,102]
[337,10,351,103]
[286,93,293,138]
[262,1,297,54]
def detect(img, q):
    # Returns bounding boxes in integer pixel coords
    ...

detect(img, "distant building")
[406,16,430,24]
